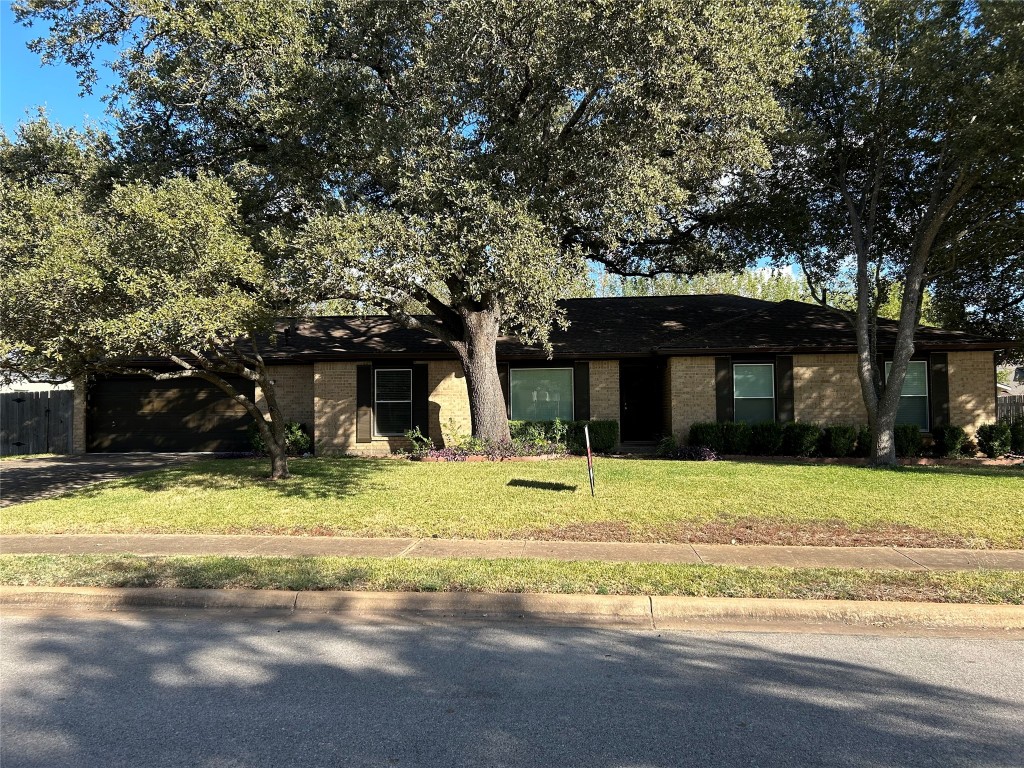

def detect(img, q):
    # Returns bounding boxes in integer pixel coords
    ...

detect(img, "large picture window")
[509,368,574,421]
[374,369,412,436]
[885,361,929,431]
[733,364,775,423]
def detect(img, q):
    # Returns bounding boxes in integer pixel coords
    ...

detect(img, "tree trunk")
[254,366,290,480]
[450,306,512,444]
[870,409,897,467]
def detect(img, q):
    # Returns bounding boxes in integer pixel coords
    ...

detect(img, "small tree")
[0,121,296,478]
[17,0,807,442]
[733,0,1024,465]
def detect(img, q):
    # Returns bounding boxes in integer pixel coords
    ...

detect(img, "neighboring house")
[997,364,1024,397]
[71,295,1012,454]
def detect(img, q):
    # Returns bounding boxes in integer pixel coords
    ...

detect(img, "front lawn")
[2,554,1021,604]
[3,457,1022,547]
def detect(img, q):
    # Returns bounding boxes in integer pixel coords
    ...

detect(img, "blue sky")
[1,3,112,134]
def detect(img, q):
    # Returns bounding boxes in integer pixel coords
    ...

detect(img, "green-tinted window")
[375,369,412,435]
[885,361,929,431]
[509,368,573,421]
[734,364,775,423]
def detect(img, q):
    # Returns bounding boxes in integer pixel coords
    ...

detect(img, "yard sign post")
[584,424,595,497]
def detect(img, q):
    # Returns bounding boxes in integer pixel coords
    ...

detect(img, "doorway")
[619,360,665,443]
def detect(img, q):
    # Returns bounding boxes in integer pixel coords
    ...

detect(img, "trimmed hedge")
[688,422,725,453]
[508,419,619,453]
[819,425,858,458]
[248,421,312,456]
[1011,422,1024,455]
[782,422,822,457]
[932,425,969,458]
[976,422,1013,458]
[749,422,785,456]
[894,424,923,458]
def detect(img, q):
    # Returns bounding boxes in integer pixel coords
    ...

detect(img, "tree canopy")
[16,0,807,440]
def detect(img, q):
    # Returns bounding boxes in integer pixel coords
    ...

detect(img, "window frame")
[733,362,776,424]
[373,367,413,437]
[884,360,930,432]
[508,366,575,422]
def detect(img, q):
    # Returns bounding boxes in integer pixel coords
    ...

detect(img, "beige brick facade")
[427,360,472,445]
[793,354,868,425]
[668,356,717,441]
[588,360,620,423]
[72,377,87,454]
[948,351,996,437]
[255,365,314,427]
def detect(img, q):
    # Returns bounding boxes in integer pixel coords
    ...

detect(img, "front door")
[619,361,665,442]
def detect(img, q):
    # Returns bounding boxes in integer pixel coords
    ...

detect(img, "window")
[885,361,929,431]
[733,364,775,423]
[509,368,573,421]
[374,369,412,436]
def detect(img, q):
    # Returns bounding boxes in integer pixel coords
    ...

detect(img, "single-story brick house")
[72,295,1009,454]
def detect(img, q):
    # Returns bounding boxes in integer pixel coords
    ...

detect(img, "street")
[2,612,1022,767]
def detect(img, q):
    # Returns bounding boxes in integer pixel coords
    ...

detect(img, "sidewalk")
[3,534,1023,571]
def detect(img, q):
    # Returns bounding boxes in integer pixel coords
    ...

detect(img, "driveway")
[0,454,202,507]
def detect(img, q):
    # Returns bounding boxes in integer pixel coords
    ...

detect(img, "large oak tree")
[17,0,806,442]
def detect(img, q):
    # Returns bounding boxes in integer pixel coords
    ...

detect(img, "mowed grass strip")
[3,457,1022,546]
[1,555,1022,604]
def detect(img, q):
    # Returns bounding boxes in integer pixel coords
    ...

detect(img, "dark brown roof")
[262,295,1014,361]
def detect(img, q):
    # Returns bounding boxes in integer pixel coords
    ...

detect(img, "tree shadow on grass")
[506,479,577,492]
[2,610,1022,767]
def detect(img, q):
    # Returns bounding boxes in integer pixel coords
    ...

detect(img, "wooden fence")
[0,391,74,456]
[998,395,1024,425]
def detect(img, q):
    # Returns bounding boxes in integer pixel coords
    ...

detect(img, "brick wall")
[72,377,87,454]
[255,365,314,427]
[793,354,868,425]
[668,356,717,441]
[588,360,619,423]
[428,360,472,445]
[948,350,996,437]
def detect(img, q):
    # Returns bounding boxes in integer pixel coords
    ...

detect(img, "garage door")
[87,375,256,452]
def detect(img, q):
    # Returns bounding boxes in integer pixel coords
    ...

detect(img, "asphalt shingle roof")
[263,295,1013,361]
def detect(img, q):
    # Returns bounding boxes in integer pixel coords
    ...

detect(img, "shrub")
[248,421,312,456]
[894,424,923,458]
[931,425,969,458]
[720,421,752,454]
[782,422,821,457]
[404,426,434,456]
[655,434,679,458]
[677,445,719,461]
[748,422,785,456]
[577,420,619,453]
[1010,421,1024,455]
[819,425,858,458]
[507,419,618,454]
[853,425,872,457]
[976,422,1012,458]
[688,422,724,453]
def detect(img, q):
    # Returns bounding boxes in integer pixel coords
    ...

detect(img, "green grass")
[0,453,57,461]
[3,457,1022,546]
[1,554,1021,604]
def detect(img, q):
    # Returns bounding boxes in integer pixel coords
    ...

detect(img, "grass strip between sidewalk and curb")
[1,555,1022,604]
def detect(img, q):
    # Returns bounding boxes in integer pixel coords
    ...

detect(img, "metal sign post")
[584,424,595,497]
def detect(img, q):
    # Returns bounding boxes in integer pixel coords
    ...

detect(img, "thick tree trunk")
[450,306,512,444]
[253,366,290,480]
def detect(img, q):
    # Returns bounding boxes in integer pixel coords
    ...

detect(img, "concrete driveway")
[0,454,203,507]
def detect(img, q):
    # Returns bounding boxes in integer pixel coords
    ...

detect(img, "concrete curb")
[3,586,1023,631]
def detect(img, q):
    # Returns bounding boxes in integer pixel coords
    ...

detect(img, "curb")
[3,586,1024,631]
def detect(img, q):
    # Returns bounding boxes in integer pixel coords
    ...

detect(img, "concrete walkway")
[3,534,1023,571]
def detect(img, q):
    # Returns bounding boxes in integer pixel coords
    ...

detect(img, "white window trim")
[885,361,930,432]
[374,368,412,437]
[509,367,575,422]
[733,363,775,422]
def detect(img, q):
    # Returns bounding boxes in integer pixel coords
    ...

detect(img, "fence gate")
[0,391,74,456]
[998,395,1024,425]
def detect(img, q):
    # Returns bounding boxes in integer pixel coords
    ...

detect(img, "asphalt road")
[2,612,1022,767]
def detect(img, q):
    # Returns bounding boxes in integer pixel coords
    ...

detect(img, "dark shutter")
[715,356,733,422]
[929,353,949,430]
[573,361,590,420]
[775,355,794,423]
[356,365,372,443]
[412,363,429,433]
[498,363,510,418]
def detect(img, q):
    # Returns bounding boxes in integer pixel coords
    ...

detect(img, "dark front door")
[619,361,665,442]
[87,375,255,452]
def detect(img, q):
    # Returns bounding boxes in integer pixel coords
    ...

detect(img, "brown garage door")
[87,375,256,452]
